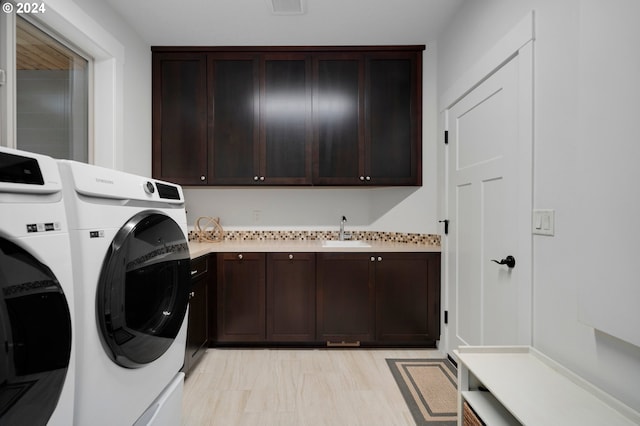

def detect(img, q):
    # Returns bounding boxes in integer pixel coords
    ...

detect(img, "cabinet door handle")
[370,256,375,262]
[360,176,365,181]
[238,254,243,260]
[200,175,206,181]
[288,254,294,260]
[377,256,383,262]
[191,270,198,276]
[189,291,195,299]
[366,176,371,181]
[260,176,265,181]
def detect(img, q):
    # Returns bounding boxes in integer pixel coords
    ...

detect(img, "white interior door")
[446,51,532,352]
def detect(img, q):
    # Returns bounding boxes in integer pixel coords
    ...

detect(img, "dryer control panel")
[58,160,184,205]
[0,147,62,194]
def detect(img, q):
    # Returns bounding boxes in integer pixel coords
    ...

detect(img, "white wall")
[184,46,440,234]
[438,0,640,411]
[70,0,151,176]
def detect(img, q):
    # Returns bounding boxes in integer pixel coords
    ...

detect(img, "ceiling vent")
[268,0,305,15]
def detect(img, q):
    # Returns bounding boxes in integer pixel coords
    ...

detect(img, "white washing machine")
[57,160,190,426]
[0,147,75,425]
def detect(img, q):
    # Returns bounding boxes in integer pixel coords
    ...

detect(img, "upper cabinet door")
[366,53,422,186]
[209,54,260,185]
[313,50,422,186]
[261,55,312,185]
[152,53,208,185]
[313,54,365,185]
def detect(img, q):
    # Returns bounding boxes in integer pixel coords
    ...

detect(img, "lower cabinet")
[316,252,440,346]
[213,251,440,346]
[184,255,210,374]
[216,252,315,343]
[316,253,375,343]
[266,253,316,341]
[375,253,440,344]
[216,252,266,342]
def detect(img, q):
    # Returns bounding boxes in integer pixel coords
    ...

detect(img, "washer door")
[97,212,190,368]
[0,238,72,425]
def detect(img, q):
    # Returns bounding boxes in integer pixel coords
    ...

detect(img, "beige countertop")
[189,239,441,259]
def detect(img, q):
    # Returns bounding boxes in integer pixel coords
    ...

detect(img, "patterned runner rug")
[386,358,458,425]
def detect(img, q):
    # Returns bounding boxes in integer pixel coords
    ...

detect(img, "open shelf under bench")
[454,346,640,426]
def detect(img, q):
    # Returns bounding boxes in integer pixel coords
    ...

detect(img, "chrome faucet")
[339,215,352,241]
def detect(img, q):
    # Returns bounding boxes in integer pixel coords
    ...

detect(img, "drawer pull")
[288,254,294,260]
[191,270,198,276]
[238,254,243,260]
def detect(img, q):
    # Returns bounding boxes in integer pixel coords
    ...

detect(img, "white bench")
[455,346,640,425]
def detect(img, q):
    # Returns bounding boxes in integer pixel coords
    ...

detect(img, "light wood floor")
[181,348,444,426]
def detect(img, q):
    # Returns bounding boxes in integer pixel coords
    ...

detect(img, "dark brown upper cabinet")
[261,55,312,185]
[207,54,312,185]
[313,54,363,185]
[313,51,422,185]
[208,54,259,185]
[366,53,422,186]
[152,52,208,185]
[152,46,423,186]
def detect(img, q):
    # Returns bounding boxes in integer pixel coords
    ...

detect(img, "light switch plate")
[533,209,555,236]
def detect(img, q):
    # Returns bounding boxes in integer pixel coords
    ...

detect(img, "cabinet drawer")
[190,256,208,280]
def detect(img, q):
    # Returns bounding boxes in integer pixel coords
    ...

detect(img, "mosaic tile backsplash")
[188,229,440,246]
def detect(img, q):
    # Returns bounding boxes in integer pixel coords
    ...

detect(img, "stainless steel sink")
[321,240,371,248]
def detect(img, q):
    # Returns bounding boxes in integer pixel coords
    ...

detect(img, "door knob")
[491,255,516,268]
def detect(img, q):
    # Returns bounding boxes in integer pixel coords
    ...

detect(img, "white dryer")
[0,147,75,425]
[57,161,190,426]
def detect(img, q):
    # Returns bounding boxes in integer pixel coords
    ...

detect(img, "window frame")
[0,2,101,164]
[14,15,92,162]
[0,8,17,149]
